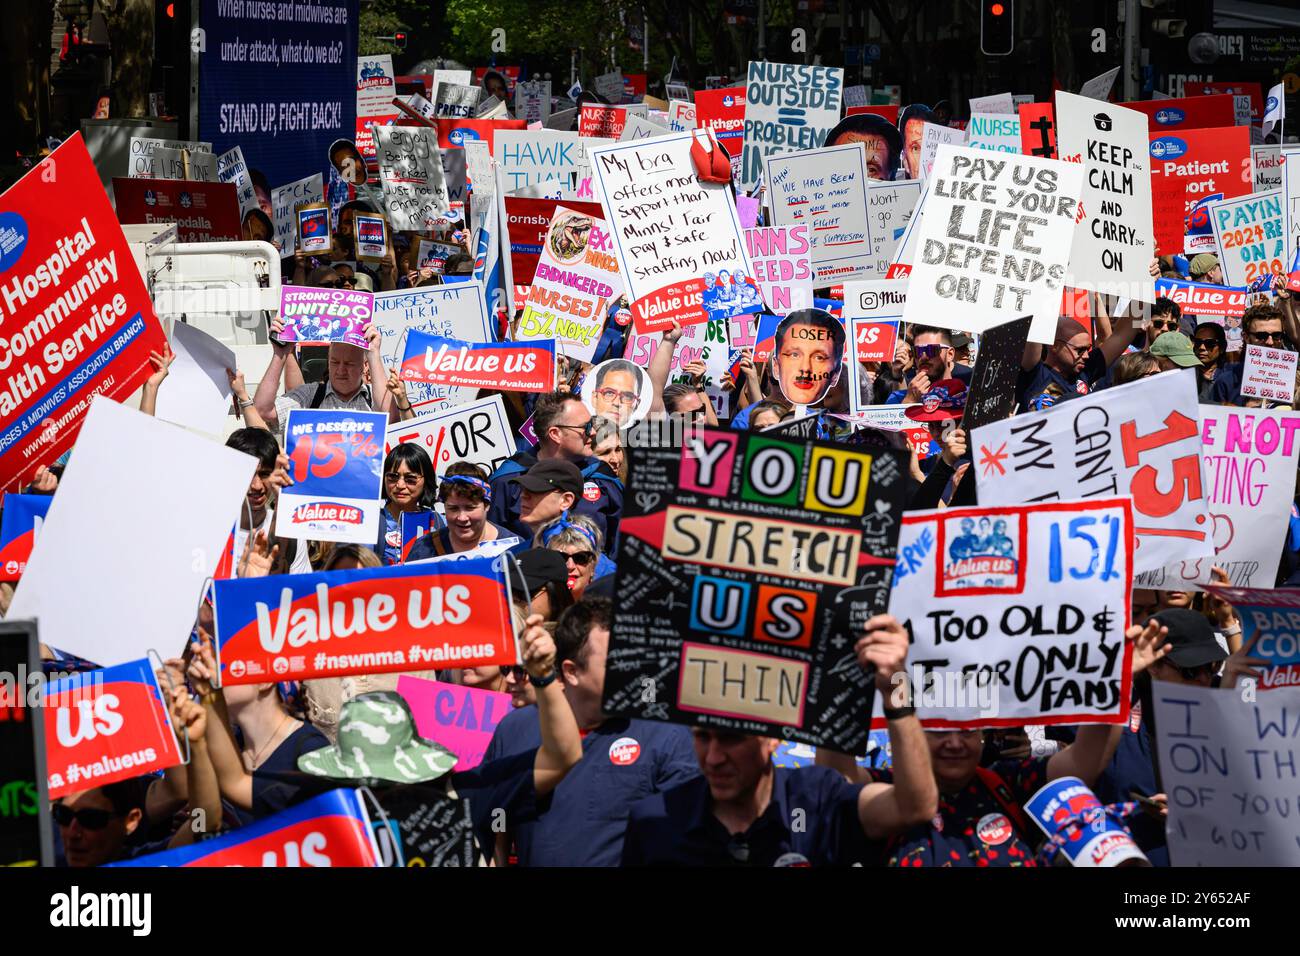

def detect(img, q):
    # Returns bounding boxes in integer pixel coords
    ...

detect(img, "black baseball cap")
[513,548,570,596]
[510,459,583,496]
[1151,608,1228,668]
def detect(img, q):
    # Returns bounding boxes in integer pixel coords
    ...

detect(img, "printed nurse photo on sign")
[580,358,652,428]
[701,268,763,321]
[769,308,846,407]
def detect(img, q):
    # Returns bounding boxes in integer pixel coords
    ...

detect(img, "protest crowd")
[4,1,1300,880]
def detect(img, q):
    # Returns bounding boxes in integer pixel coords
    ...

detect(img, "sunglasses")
[554,421,594,437]
[1150,319,1177,330]
[51,804,118,830]
[1192,338,1220,350]
[594,387,638,406]
[318,280,342,289]
[1057,342,1091,358]
[563,551,596,567]
[1161,660,1216,682]
[914,344,947,360]
[1248,331,1286,344]
[385,472,422,485]
[499,665,528,681]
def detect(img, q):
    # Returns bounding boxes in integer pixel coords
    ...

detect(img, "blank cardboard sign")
[8,398,254,666]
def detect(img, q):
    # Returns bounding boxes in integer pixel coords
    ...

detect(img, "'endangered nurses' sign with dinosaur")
[588,130,756,334]
[901,144,1084,346]
[887,500,1135,728]
[972,371,1212,576]
[603,428,907,752]
[213,556,517,685]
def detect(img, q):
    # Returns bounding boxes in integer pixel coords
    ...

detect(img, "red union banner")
[1154,277,1248,317]
[111,178,241,244]
[44,659,182,799]
[0,135,165,489]
[1121,94,1236,131]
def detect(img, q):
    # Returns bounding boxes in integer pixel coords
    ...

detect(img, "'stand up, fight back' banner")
[400,331,555,393]
[603,428,907,753]
[199,0,358,187]
[213,556,516,684]
[112,788,381,867]
[0,135,166,489]
[44,659,181,799]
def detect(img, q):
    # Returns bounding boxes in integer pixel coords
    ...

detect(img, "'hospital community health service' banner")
[603,428,907,753]
[888,500,1134,729]
[0,135,166,490]
[113,788,381,868]
[213,556,517,684]
[198,0,358,189]
[278,409,386,544]
[45,659,181,799]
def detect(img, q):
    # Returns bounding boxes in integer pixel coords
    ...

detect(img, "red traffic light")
[990,2,1004,14]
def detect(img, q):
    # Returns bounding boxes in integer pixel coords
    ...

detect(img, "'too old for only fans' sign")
[887,499,1134,729]
[603,428,907,752]
[901,145,1084,345]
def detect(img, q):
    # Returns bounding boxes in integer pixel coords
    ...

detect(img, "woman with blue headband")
[534,512,616,600]
[406,461,525,561]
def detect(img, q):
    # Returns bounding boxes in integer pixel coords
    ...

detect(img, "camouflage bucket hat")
[297,691,458,784]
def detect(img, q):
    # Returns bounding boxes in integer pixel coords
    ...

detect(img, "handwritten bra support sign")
[589,130,757,334]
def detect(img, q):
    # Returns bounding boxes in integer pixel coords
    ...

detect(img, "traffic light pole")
[1122,0,1140,101]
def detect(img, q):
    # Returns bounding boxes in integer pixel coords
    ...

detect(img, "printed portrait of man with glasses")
[584,359,648,427]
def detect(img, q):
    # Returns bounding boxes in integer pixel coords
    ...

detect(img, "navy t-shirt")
[1017,350,1106,412]
[469,705,699,866]
[1211,362,1246,406]
[866,757,1048,867]
[242,722,330,823]
[621,765,871,866]
[1090,701,1168,867]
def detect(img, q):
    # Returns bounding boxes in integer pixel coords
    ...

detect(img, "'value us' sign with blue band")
[44,659,181,799]
[213,557,517,685]
[112,788,380,868]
